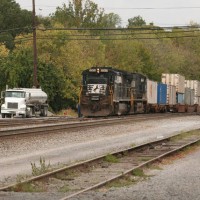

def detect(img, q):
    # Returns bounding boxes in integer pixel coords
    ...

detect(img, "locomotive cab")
[80,67,114,116]
[80,67,141,117]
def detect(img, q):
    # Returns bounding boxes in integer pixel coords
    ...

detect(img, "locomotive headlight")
[97,68,100,73]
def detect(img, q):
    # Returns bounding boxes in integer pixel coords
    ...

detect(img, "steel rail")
[0,113,189,137]
[0,117,80,128]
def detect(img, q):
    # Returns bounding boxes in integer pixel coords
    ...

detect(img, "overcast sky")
[15,0,200,27]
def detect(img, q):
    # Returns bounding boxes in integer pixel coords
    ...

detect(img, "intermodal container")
[157,83,167,104]
[162,73,185,93]
[184,88,194,105]
[147,79,157,104]
[194,96,200,105]
[167,85,176,105]
[185,80,200,96]
[176,93,184,104]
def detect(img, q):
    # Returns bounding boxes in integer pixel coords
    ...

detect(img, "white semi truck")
[1,88,48,118]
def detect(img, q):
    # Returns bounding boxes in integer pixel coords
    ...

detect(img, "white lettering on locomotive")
[87,84,107,94]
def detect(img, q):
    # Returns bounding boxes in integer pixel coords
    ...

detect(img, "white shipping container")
[185,80,200,97]
[194,96,200,105]
[147,79,157,104]
[184,88,194,105]
[167,85,176,105]
[162,73,185,93]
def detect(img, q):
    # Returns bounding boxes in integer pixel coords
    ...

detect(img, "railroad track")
[0,113,192,137]
[0,116,79,128]
[0,129,199,199]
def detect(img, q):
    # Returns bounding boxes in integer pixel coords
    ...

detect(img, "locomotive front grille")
[7,102,18,109]
[91,96,100,101]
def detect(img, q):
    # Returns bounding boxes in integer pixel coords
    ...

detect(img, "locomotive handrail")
[109,85,114,107]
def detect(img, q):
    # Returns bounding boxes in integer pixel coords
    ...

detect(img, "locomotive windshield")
[5,91,25,98]
[87,77,107,84]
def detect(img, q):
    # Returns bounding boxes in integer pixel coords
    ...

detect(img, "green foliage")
[104,154,119,163]
[59,185,70,192]
[132,168,145,177]
[101,13,121,28]
[128,15,146,27]
[31,157,51,176]
[52,0,121,28]
[0,0,32,49]
[12,182,45,192]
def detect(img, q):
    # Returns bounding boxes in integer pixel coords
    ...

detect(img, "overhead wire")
[0,26,32,34]
[33,5,200,10]
[102,6,200,10]
[37,25,200,31]
[1,25,200,36]
[1,23,200,43]
[11,33,200,44]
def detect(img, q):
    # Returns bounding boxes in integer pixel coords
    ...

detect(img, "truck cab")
[1,88,48,118]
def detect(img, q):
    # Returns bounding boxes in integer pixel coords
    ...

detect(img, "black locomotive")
[79,67,149,117]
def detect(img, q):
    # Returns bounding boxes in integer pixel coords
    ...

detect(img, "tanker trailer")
[1,88,48,118]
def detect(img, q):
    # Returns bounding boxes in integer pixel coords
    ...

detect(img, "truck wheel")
[44,107,48,117]
[27,108,33,118]
[6,114,12,118]
[1,114,5,118]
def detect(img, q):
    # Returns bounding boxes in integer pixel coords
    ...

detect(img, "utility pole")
[32,0,38,87]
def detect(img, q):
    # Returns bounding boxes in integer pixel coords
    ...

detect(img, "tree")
[0,0,32,49]
[127,15,146,27]
[101,13,121,28]
[52,0,102,27]
[52,0,121,28]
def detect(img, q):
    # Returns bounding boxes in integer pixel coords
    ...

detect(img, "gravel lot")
[0,115,200,199]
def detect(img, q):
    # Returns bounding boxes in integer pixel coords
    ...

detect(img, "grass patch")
[106,176,135,188]
[132,168,146,177]
[122,150,128,156]
[59,184,70,192]
[170,130,200,142]
[31,157,51,176]
[148,164,163,170]
[12,182,45,192]
[56,108,77,117]
[104,154,119,163]
[131,143,136,148]
[54,171,76,181]
[15,174,30,183]
[139,157,151,162]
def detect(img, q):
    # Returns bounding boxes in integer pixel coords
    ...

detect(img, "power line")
[38,28,200,33]
[36,30,200,37]
[13,34,200,44]
[1,25,200,39]
[37,25,200,32]
[0,27,32,33]
[1,25,199,35]
[103,6,200,10]
[29,5,200,10]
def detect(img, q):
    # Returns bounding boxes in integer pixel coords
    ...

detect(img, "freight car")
[80,67,165,117]
[79,67,200,117]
